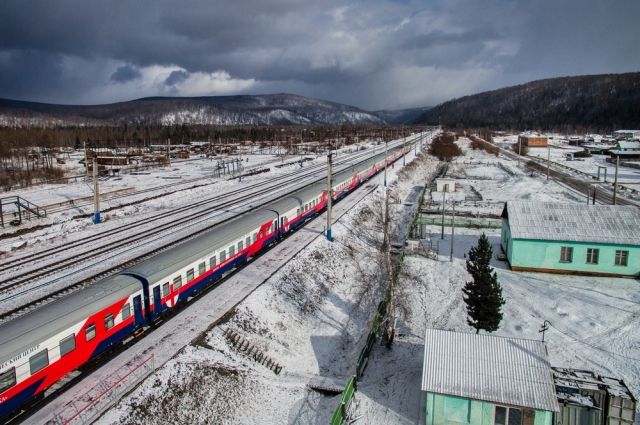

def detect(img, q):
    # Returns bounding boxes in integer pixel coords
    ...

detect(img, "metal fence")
[45,354,154,425]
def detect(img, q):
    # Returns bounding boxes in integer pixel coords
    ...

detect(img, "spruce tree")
[462,233,505,333]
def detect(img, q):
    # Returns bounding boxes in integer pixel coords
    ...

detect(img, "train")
[0,143,410,420]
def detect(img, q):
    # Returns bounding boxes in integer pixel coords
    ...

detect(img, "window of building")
[559,246,573,263]
[86,323,96,341]
[121,303,131,320]
[186,268,195,281]
[586,248,599,264]
[0,367,16,393]
[59,334,76,357]
[29,349,49,375]
[210,256,217,269]
[173,276,182,290]
[615,250,629,266]
[162,282,170,297]
[104,313,114,330]
[495,406,522,425]
[198,262,206,275]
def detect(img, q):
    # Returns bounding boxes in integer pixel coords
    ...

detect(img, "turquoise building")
[422,329,559,425]
[501,201,640,277]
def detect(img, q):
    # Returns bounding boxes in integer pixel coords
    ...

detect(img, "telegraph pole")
[440,190,446,240]
[613,155,619,205]
[84,141,89,178]
[167,138,171,166]
[450,203,455,262]
[546,144,550,181]
[92,157,100,224]
[326,153,334,241]
[384,139,388,187]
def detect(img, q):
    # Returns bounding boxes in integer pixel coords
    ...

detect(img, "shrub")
[428,133,463,161]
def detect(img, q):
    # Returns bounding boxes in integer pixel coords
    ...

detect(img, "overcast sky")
[0,0,638,110]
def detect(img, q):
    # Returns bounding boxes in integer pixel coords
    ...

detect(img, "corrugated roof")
[421,329,559,412]
[504,201,640,246]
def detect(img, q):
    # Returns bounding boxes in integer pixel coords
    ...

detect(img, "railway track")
[0,138,417,323]
[0,146,384,283]
[493,141,639,207]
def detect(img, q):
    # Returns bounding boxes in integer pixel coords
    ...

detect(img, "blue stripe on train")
[92,323,136,358]
[176,253,248,303]
[0,378,44,420]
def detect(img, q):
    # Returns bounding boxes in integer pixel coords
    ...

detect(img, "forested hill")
[414,72,640,130]
[0,93,385,127]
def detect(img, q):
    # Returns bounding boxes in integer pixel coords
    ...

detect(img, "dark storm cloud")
[110,64,142,83]
[0,0,638,109]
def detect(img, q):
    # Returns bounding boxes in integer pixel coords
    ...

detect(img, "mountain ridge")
[0,93,388,127]
[414,72,640,130]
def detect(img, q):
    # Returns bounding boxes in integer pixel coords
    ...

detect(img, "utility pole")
[440,190,446,240]
[450,203,455,262]
[84,141,88,178]
[326,153,334,241]
[167,138,171,166]
[546,145,550,181]
[517,139,522,168]
[613,155,619,205]
[92,157,100,224]
[384,139,388,187]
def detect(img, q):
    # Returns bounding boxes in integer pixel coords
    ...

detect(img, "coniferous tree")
[462,233,505,333]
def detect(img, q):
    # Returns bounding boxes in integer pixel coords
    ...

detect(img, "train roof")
[0,274,142,364]
[127,148,397,284]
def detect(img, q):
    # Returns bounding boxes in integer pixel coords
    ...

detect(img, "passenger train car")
[0,145,409,419]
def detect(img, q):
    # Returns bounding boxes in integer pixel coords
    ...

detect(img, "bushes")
[469,136,499,156]
[428,133,463,161]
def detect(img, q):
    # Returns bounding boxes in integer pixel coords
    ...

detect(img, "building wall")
[519,136,548,147]
[506,238,640,276]
[424,392,553,425]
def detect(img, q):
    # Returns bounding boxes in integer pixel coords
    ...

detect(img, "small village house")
[518,134,548,147]
[501,201,640,276]
[422,329,559,425]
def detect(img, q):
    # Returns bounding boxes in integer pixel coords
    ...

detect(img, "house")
[519,134,548,147]
[501,201,640,276]
[613,130,640,141]
[431,178,465,201]
[553,368,636,425]
[422,329,559,425]
[435,178,456,193]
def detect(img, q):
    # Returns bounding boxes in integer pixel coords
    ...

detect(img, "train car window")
[253,233,257,242]
[162,282,170,297]
[220,251,226,262]
[198,262,206,275]
[86,324,96,341]
[173,276,182,290]
[29,349,49,375]
[0,367,16,393]
[296,208,300,216]
[245,236,250,247]
[186,269,194,281]
[238,241,243,251]
[229,245,235,256]
[121,303,131,320]
[104,313,114,330]
[209,256,216,269]
[59,334,76,357]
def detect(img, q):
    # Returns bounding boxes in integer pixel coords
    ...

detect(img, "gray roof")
[503,201,640,246]
[0,274,142,363]
[421,329,559,412]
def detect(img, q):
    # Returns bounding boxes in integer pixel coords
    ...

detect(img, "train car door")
[133,295,144,326]
[153,286,161,316]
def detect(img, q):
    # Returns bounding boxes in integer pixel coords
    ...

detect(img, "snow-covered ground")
[23,132,640,424]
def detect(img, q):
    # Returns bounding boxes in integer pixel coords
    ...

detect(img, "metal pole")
[384,140,388,187]
[450,203,455,262]
[167,138,171,166]
[326,153,333,241]
[613,155,619,205]
[93,157,100,224]
[546,145,550,181]
[84,141,88,178]
[517,138,521,168]
[440,190,446,240]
